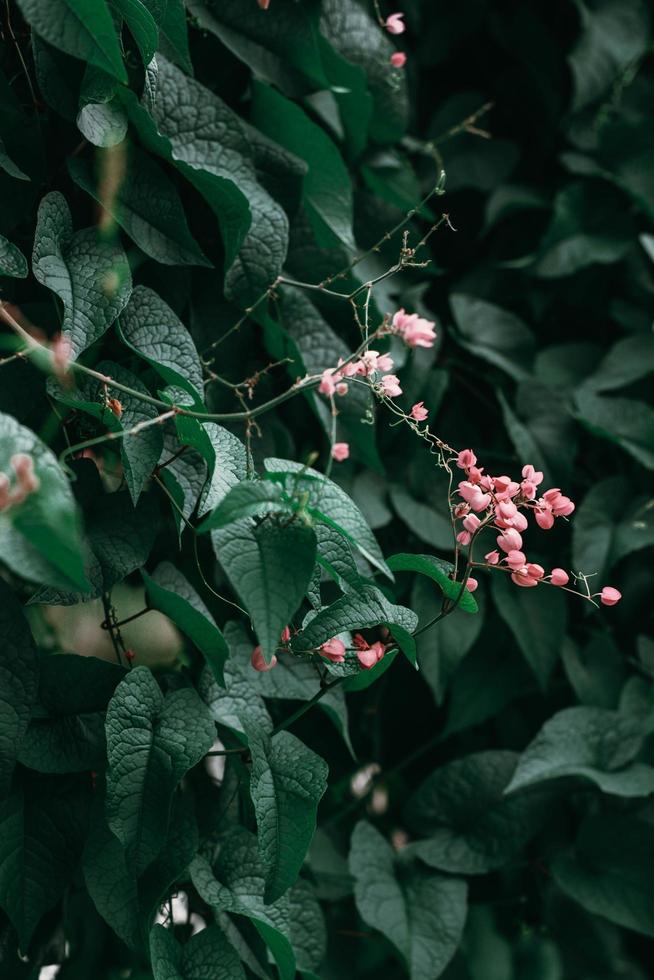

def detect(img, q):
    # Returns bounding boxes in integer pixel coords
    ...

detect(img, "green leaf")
[490,572,566,688]
[288,878,327,975]
[121,57,288,302]
[252,81,354,250]
[404,751,546,874]
[213,518,317,664]
[84,790,198,949]
[142,562,229,686]
[112,0,159,64]
[199,479,290,532]
[0,137,30,181]
[315,521,365,593]
[568,0,651,111]
[185,0,328,92]
[199,622,273,740]
[0,411,89,592]
[295,584,418,666]
[150,922,245,980]
[572,475,654,584]
[15,0,127,82]
[48,359,163,505]
[0,583,39,796]
[552,815,654,938]
[320,0,409,144]
[69,149,211,267]
[581,333,654,393]
[505,705,654,797]
[32,191,131,358]
[18,711,105,774]
[118,285,204,403]
[155,0,192,74]
[247,726,328,903]
[197,423,248,517]
[0,773,90,948]
[574,389,654,470]
[388,553,478,614]
[0,233,28,277]
[451,294,535,381]
[389,485,454,552]
[413,576,485,705]
[264,458,391,579]
[77,98,128,147]
[105,666,215,875]
[191,828,296,980]
[349,821,467,980]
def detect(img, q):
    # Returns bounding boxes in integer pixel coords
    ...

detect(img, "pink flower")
[321,638,346,662]
[456,449,477,470]
[379,374,402,397]
[251,645,277,671]
[453,502,469,519]
[506,550,526,570]
[357,641,385,669]
[390,51,407,68]
[280,625,291,643]
[357,647,378,669]
[466,577,479,593]
[335,382,349,396]
[385,12,405,34]
[550,568,569,586]
[338,358,359,378]
[522,464,543,486]
[319,369,338,396]
[493,476,520,500]
[534,505,554,530]
[456,530,471,547]
[458,481,491,513]
[331,442,350,462]
[497,528,522,553]
[511,568,538,588]
[410,401,428,422]
[485,550,500,565]
[391,309,437,348]
[542,488,575,517]
[462,513,481,534]
[600,587,621,606]
[257,0,271,8]
[360,350,392,375]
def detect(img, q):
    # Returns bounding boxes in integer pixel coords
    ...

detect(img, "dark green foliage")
[0,0,652,977]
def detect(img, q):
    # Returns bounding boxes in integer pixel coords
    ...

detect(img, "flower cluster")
[0,453,40,511]
[453,449,621,606]
[318,308,437,463]
[321,634,387,670]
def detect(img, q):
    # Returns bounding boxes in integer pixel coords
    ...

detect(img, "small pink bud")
[485,550,500,565]
[258,0,271,8]
[600,587,621,607]
[410,401,428,422]
[456,530,471,547]
[390,51,407,68]
[335,382,349,396]
[550,568,569,586]
[456,449,477,470]
[331,442,350,462]
[357,647,378,669]
[280,625,291,643]
[321,638,346,663]
[379,374,402,397]
[385,12,406,34]
[251,645,277,671]
[124,649,136,662]
[497,529,522,553]
[506,550,526,570]
[462,513,481,534]
[465,577,479,593]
